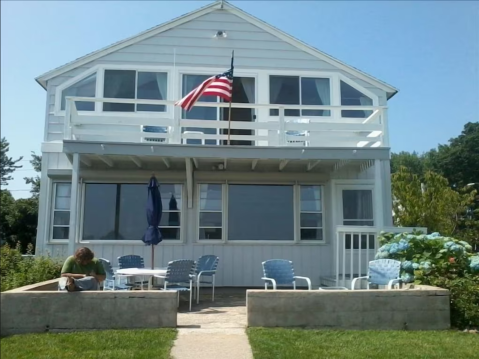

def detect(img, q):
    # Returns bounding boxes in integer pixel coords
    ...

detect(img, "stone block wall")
[247,286,450,330]
[1,280,177,336]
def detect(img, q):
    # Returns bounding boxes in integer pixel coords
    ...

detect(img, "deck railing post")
[278,106,286,146]
[64,98,72,140]
[172,106,181,144]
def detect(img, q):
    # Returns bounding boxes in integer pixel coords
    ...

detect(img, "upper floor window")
[340,80,373,118]
[103,70,167,112]
[269,76,331,117]
[61,73,96,111]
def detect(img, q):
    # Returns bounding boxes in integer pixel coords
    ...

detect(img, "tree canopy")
[0,137,23,187]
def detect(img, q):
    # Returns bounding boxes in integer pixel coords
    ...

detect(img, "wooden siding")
[44,9,388,141]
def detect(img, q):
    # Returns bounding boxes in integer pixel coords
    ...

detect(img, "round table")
[116,268,167,290]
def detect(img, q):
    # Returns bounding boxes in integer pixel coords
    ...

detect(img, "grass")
[0,329,177,359]
[247,328,479,359]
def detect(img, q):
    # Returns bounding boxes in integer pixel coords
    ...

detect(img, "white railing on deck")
[335,226,427,287]
[64,97,388,148]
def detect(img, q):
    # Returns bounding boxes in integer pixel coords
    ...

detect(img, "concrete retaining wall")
[247,286,450,330]
[1,279,177,336]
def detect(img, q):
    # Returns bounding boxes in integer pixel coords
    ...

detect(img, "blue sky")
[1,1,478,198]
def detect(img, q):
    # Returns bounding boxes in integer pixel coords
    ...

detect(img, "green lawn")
[247,328,479,359]
[0,329,177,359]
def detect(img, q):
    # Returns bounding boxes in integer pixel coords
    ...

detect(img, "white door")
[336,185,376,278]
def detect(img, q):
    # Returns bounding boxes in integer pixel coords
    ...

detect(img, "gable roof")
[35,0,398,98]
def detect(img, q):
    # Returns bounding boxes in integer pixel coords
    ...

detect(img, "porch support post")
[68,153,80,255]
[185,158,193,209]
[374,159,384,230]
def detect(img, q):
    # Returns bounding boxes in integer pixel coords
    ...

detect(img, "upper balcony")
[63,97,389,148]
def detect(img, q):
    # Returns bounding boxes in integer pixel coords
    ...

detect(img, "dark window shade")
[228,185,294,241]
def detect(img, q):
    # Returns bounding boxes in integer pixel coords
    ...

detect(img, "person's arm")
[61,256,84,278]
[91,260,106,282]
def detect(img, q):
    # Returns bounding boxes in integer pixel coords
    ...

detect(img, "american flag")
[175,52,235,111]
[175,68,233,111]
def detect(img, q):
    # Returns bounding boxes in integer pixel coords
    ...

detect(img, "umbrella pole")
[151,245,154,270]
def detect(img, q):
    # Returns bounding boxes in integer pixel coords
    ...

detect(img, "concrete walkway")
[171,289,253,359]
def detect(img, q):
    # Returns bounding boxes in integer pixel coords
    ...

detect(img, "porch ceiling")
[68,153,375,174]
[63,140,390,164]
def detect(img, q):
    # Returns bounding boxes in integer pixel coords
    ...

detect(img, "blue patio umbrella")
[142,175,163,269]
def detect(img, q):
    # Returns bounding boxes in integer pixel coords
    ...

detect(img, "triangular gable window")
[61,73,96,111]
[340,81,372,118]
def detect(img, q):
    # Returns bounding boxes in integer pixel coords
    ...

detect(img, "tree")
[0,137,23,186]
[0,190,15,245]
[24,152,41,197]
[5,198,39,252]
[428,122,479,188]
[391,151,428,178]
[392,167,476,236]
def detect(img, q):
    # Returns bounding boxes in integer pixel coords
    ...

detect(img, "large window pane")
[342,189,374,226]
[103,70,136,112]
[118,184,146,240]
[82,184,117,239]
[182,74,218,145]
[228,185,294,241]
[83,183,182,241]
[161,184,182,211]
[269,76,300,116]
[340,81,373,118]
[301,77,330,116]
[137,72,167,112]
[61,73,96,111]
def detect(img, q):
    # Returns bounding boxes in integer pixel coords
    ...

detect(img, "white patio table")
[115,268,167,290]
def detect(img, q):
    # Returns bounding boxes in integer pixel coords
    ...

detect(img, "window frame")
[268,74,334,118]
[78,180,186,244]
[196,183,226,243]
[195,182,326,245]
[49,182,72,243]
[54,65,173,118]
[297,185,324,241]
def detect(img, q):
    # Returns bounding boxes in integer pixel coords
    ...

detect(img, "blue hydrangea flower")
[412,263,420,270]
[450,244,464,253]
[458,241,473,252]
[397,239,409,251]
[401,261,413,271]
[389,243,399,254]
[378,243,391,253]
[418,235,427,240]
[419,261,432,271]
[375,251,389,259]
[470,256,479,272]
[401,273,415,283]
[444,241,455,249]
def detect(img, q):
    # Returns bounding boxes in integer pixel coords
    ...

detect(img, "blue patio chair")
[194,255,219,304]
[118,255,149,289]
[351,259,402,290]
[154,259,196,311]
[262,259,311,290]
[99,258,131,291]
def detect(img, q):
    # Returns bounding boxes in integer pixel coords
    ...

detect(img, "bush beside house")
[377,232,479,328]
[0,243,61,292]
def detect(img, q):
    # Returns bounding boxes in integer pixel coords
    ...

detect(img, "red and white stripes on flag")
[174,68,233,111]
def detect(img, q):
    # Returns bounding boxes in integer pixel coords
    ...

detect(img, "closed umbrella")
[142,175,163,269]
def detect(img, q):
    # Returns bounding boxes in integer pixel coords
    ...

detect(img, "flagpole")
[227,50,234,145]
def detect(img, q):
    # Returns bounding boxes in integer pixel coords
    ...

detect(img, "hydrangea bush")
[376,232,479,328]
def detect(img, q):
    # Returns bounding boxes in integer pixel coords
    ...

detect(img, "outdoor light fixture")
[214,30,227,38]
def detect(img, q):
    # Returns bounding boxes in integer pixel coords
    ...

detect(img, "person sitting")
[59,247,106,292]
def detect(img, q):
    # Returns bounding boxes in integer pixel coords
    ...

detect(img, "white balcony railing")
[63,97,389,148]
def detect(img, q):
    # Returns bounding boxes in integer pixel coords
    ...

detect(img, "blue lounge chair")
[262,259,311,290]
[194,255,219,304]
[351,259,402,290]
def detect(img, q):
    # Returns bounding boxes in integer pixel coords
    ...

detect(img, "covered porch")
[43,141,396,287]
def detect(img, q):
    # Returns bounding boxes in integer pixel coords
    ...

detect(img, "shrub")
[0,243,62,292]
[377,232,479,328]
